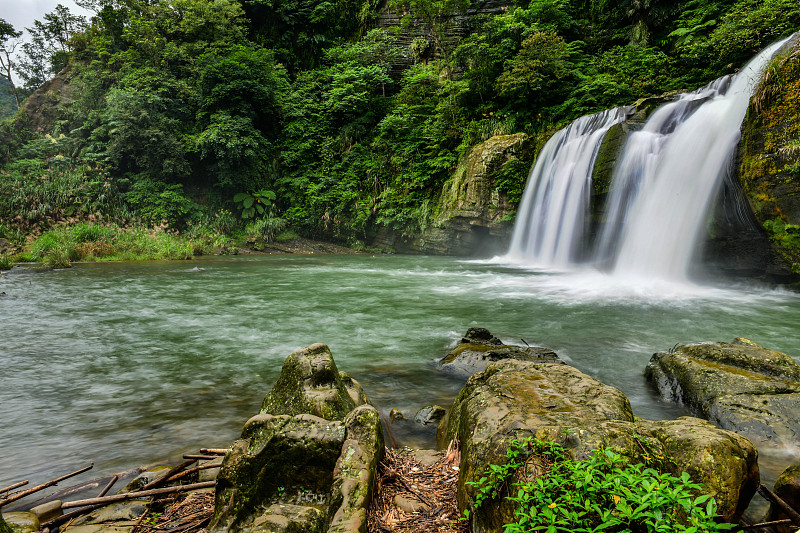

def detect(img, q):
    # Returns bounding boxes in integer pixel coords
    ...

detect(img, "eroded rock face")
[738,37,800,279]
[439,360,758,531]
[646,338,800,446]
[260,344,368,420]
[438,327,560,378]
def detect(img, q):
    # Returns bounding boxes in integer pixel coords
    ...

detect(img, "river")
[1,254,798,495]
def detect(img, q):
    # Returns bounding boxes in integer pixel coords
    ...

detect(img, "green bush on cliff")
[467,438,735,533]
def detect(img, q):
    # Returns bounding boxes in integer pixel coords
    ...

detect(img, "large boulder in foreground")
[438,327,561,378]
[260,343,368,419]
[646,338,800,446]
[211,345,383,533]
[439,360,758,532]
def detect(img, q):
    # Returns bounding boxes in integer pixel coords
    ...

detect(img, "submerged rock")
[211,345,383,533]
[260,343,368,420]
[646,338,800,446]
[439,359,758,531]
[414,405,447,426]
[438,328,560,378]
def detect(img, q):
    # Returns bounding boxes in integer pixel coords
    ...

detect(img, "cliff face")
[371,132,534,255]
[738,38,800,279]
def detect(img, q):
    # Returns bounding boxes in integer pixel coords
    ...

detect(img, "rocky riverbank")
[3,330,800,533]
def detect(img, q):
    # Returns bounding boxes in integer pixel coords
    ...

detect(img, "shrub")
[467,438,735,533]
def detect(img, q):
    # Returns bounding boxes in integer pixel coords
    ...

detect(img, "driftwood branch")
[1,481,29,495]
[181,455,217,461]
[198,449,227,455]
[757,483,800,526]
[41,475,120,529]
[141,460,196,492]
[165,464,221,484]
[0,464,93,508]
[740,518,794,530]
[61,481,216,509]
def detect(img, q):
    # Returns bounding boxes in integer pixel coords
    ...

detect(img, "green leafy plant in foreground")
[467,438,736,533]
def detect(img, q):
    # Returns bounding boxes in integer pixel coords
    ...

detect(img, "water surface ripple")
[1,255,798,490]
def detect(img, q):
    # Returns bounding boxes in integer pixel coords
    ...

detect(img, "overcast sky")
[1,0,93,82]
[1,0,92,36]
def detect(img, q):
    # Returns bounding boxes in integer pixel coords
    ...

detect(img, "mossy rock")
[0,513,38,533]
[646,338,800,446]
[328,405,385,533]
[439,360,758,531]
[739,38,800,275]
[211,414,347,533]
[260,344,366,420]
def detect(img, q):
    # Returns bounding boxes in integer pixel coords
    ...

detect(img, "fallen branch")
[740,518,794,530]
[62,481,216,509]
[757,484,800,526]
[181,455,217,461]
[0,464,93,508]
[41,475,120,529]
[165,464,221,484]
[198,449,227,455]
[1,481,29,496]
[141,460,197,492]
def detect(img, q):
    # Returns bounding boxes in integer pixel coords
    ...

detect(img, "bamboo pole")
[61,481,216,509]
[198,449,228,455]
[0,465,93,508]
[757,483,800,526]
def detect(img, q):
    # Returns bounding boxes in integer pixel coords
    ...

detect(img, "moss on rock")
[739,39,800,274]
[0,513,12,533]
[260,343,365,420]
[646,338,800,446]
[439,360,758,531]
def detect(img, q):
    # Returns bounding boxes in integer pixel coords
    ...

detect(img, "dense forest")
[0,0,799,265]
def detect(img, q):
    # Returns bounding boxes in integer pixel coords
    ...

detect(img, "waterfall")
[506,107,632,267]
[605,36,794,280]
[506,34,794,280]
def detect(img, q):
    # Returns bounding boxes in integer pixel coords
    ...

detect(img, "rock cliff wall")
[738,38,800,280]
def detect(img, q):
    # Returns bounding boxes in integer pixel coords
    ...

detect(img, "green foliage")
[763,218,800,251]
[245,216,286,247]
[121,178,195,227]
[234,189,276,219]
[467,438,736,533]
[30,222,195,263]
[0,159,121,235]
[0,253,13,270]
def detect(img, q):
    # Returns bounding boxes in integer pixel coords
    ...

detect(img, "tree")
[16,5,87,90]
[0,18,21,109]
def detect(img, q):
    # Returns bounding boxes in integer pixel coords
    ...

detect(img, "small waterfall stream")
[506,35,795,281]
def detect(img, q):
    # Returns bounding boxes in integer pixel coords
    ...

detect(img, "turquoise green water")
[1,254,799,492]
